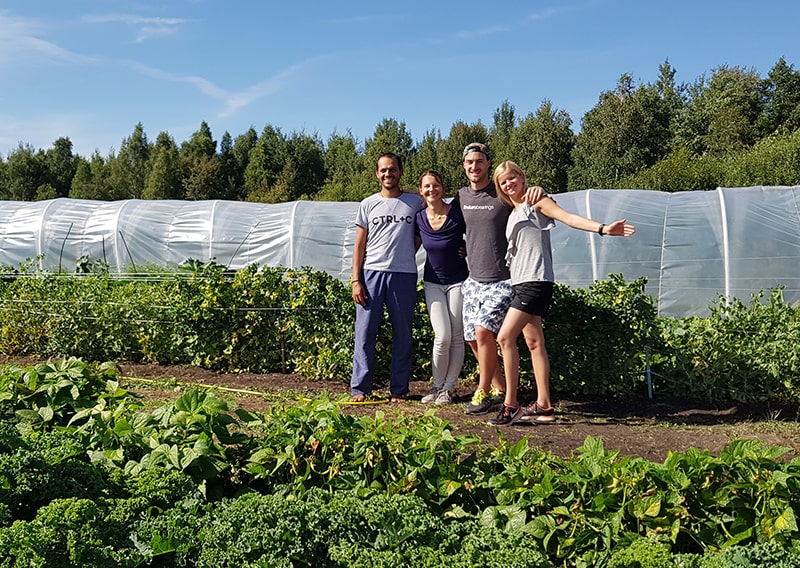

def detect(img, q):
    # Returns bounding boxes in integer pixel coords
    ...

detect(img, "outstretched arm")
[535,196,635,236]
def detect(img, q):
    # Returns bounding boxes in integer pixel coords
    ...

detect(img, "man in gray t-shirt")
[455,143,513,414]
[349,153,423,402]
[455,142,543,415]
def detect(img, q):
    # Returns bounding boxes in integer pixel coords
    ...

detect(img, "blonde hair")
[493,160,526,207]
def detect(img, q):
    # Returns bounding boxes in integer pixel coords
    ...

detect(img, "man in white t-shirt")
[349,153,424,402]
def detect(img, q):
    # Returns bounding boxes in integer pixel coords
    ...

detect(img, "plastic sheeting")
[1,186,799,318]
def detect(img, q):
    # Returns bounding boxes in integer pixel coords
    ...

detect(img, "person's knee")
[498,334,516,353]
[434,328,452,346]
[474,326,495,345]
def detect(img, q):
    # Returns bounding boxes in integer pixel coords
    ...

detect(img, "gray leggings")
[423,281,465,393]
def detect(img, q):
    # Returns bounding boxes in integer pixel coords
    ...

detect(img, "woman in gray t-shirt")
[488,160,636,426]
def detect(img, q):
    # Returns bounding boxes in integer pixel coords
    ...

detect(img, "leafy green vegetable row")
[2,359,800,566]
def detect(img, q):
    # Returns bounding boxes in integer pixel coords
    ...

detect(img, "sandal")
[349,394,366,403]
[390,395,406,403]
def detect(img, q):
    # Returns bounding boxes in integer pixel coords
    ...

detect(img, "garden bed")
[117,361,800,461]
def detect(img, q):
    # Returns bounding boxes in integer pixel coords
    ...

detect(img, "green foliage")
[543,275,657,395]
[7,264,800,405]
[621,129,800,191]
[619,148,724,192]
[0,449,109,522]
[608,536,675,568]
[130,489,556,568]
[0,498,123,567]
[720,128,800,187]
[506,100,575,193]
[655,289,800,401]
[569,74,672,190]
[699,542,800,567]
[2,356,800,566]
[0,264,659,394]
[237,397,483,509]
[0,357,126,433]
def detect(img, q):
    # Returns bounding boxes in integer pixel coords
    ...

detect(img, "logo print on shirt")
[372,215,413,225]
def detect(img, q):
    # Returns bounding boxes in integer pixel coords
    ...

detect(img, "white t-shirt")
[356,192,424,274]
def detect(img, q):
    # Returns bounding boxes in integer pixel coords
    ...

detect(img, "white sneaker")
[434,390,453,405]
[421,390,438,404]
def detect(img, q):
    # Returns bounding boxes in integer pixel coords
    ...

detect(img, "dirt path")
[117,362,800,462]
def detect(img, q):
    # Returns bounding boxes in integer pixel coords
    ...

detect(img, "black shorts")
[509,281,554,316]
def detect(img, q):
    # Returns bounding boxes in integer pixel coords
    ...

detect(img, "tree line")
[2,58,800,204]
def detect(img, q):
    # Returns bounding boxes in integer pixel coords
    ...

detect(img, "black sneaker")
[465,387,505,415]
[488,404,522,426]
[519,401,556,423]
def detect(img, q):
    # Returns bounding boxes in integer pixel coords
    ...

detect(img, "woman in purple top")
[415,170,469,405]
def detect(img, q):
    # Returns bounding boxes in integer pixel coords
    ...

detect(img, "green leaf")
[38,405,55,422]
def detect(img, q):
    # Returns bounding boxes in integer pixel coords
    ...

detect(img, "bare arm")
[535,197,635,236]
[351,225,368,306]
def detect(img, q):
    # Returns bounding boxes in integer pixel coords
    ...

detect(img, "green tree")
[673,65,763,156]
[243,125,287,202]
[619,148,723,191]
[489,99,516,161]
[180,121,223,200]
[35,183,58,200]
[405,128,442,190]
[508,100,575,193]
[2,143,48,201]
[108,123,151,199]
[144,132,183,200]
[654,59,685,107]
[316,131,369,201]
[759,57,800,135]
[721,128,800,186]
[70,153,113,200]
[363,118,415,174]
[44,137,77,198]
[218,132,240,200]
[0,156,6,198]
[569,73,671,189]
[221,127,258,201]
[284,132,325,200]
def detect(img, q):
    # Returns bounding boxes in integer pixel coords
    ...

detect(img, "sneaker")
[488,403,522,425]
[434,390,453,405]
[421,389,439,404]
[465,389,486,414]
[519,401,556,423]
[465,387,505,415]
[488,386,505,405]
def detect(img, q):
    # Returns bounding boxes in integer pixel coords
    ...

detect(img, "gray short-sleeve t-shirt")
[505,203,556,284]
[356,192,424,274]
[456,183,513,282]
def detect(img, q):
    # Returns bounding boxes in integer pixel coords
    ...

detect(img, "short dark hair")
[376,152,403,171]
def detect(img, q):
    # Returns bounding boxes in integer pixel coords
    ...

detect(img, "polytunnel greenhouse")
[1,185,799,318]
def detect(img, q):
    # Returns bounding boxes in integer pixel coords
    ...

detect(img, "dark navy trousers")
[350,269,417,397]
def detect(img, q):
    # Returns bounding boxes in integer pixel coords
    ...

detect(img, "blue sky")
[1,1,798,158]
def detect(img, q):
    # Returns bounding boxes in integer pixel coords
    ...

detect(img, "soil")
[113,361,800,462]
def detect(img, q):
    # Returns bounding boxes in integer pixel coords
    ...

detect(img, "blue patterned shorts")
[462,277,513,340]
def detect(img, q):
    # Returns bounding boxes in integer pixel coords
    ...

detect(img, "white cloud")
[124,56,323,119]
[82,13,197,44]
[0,11,95,67]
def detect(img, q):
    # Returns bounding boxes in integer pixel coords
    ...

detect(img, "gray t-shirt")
[505,203,556,284]
[356,191,423,274]
[456,183,513,282]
